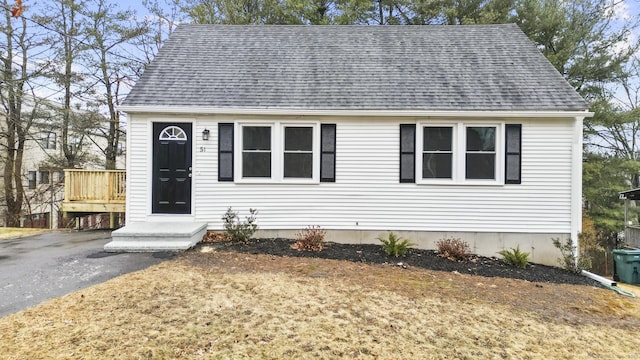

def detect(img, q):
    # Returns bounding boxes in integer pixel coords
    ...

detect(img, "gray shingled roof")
[123,24,588,111]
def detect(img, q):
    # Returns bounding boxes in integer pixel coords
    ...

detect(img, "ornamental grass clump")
[377,232,414,257]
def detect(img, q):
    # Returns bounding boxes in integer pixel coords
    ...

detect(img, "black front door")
[152,123,192,214]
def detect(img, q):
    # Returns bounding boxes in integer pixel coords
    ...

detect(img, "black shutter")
[400,124,416,183]
[320,124,336,182]
[218,123,234,181]
[505,124,521,184]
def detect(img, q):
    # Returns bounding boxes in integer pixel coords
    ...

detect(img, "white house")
[111,24,592,265]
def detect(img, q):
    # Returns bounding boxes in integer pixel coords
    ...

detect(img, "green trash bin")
[612,249,640,284]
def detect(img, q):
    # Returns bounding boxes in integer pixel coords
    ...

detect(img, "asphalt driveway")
[0,230,174,318]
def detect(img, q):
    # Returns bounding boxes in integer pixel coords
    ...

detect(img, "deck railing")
[63,169,126,204]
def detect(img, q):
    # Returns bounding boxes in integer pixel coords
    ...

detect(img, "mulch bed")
[203,238,599,287]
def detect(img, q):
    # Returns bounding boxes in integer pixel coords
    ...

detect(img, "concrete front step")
[105,222,207,252]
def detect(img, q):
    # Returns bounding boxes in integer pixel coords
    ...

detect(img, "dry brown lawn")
[1,248,639,359]
[0,228,47,240]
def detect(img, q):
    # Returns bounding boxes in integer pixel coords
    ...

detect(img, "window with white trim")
[410,122,506,185]
[233,122,322,182]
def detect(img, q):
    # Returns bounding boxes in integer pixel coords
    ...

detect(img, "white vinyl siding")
[126,119,150,222]
[127,116,575,234]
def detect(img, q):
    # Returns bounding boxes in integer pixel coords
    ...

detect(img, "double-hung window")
[422,126,454,179]
[465,126,497,180]
[233,122,322,183]
[283,127,313,178]
[406,122,513,185]
[242,126,272,178]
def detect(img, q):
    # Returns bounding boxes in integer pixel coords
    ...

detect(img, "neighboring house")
[19,126,65,228]
[0,97,125,228]
[114,24,592,265]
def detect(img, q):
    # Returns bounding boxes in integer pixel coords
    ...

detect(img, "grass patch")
[0,228,47,240]
[1,251,639,359]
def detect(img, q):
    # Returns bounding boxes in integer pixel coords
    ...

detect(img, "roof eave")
[118,106,593,118]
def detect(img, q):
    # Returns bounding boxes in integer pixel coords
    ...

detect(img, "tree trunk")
[101,48,118,170]
[1,6,28,227]
[59,0,79,169]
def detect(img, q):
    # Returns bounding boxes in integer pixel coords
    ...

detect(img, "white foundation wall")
[126,114,577,264]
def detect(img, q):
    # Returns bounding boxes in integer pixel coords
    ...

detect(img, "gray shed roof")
[123,24,588,112]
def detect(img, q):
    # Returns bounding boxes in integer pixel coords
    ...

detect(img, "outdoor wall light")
[202,129,210,141]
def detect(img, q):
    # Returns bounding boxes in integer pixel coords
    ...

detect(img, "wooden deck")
[61,169,126,214]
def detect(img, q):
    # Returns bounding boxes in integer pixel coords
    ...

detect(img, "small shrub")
[222,207,258,243]
[498,246,529,268]
[291,225,326,252]
[552,237,592,273]
[436,238,470,261]
[377,232,414,257]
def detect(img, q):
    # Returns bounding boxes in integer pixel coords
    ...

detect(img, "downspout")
[571,116,585,264]
[582,270,636,297]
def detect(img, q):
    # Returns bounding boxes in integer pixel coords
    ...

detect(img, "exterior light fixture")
[202,129,210,141]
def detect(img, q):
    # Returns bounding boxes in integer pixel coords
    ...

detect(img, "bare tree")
[0,1,50,226]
